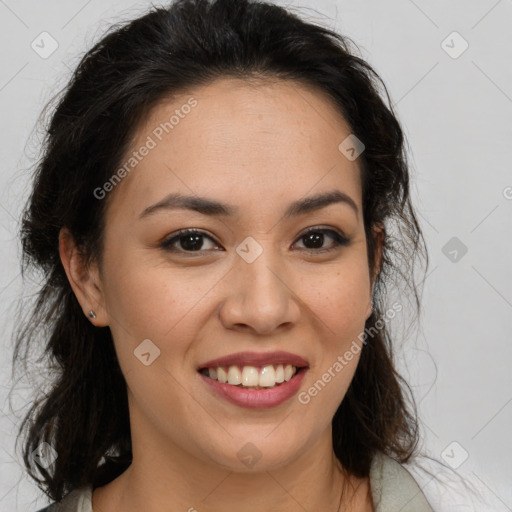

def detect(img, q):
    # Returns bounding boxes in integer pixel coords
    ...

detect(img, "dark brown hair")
[11,0,428,502]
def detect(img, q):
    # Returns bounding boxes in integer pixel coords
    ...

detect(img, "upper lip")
[197,351,309,370]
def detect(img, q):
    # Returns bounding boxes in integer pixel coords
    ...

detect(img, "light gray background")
[1,0,511,510]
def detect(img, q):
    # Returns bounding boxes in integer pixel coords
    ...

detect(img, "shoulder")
[370,451,435,511]
[401,454,498,511]
[34,485,93,512]
[369,451,494,511]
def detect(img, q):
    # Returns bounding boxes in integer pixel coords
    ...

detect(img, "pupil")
[181,234,203,251]
[304,232,323,249]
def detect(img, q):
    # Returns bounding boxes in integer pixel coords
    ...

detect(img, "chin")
[202,433,305,473]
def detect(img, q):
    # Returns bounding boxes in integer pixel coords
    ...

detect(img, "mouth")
[197,351,310,392]
[198,363,307,390]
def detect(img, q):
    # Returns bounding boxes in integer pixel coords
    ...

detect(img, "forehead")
[106,77,362,220]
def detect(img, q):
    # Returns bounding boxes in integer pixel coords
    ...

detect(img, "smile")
[199,364,298,389]
[198,366,308,409]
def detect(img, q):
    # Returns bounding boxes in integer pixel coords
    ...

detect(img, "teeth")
[284,364,294,381]
[275,364,285,383]
[242,366,259,387]
[203,364,298,388]
[259,365,276,387]
[227,366,242,385]
[217,367,228,383]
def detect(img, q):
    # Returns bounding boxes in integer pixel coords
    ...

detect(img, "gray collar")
[370,452,434,511]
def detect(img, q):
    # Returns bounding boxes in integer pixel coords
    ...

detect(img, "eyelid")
[297,225,348,241]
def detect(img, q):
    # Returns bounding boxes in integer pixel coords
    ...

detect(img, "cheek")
[300,259,369,398]
[102,251,217,339]
[101,253,233,387]
[296,347,361,442]
[301,260,371,333]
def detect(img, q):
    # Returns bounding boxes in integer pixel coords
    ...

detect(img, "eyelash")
[160,226,350,256]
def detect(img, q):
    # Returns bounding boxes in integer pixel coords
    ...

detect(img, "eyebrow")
[139,189,359,219]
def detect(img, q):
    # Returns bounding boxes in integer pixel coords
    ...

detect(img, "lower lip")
[199,368,308,409]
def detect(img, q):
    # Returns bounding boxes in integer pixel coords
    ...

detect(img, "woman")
[12,0,448,510]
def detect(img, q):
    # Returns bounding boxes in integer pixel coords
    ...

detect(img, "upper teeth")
[206,364,297,388]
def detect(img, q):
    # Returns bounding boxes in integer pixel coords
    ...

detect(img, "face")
[71,77,379,473]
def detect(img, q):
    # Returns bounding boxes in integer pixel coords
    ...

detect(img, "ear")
[366,222,385,319]
[59,227,108,326]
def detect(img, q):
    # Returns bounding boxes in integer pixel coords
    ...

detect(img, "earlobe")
[58,228,107,326]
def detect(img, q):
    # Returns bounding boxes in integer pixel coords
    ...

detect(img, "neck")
[92,400,372,512]
[92,438,371,511]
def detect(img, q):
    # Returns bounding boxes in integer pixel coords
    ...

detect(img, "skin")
[60,77,383,512]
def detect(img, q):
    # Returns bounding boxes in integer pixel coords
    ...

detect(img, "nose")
[218,245,301,335]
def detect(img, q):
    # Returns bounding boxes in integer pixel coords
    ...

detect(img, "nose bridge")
[220,235,298,333]
[238,237,287,307]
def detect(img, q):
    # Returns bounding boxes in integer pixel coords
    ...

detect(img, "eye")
[160,228,220,255]
[293,226,350,254]
[160,226,350,256]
